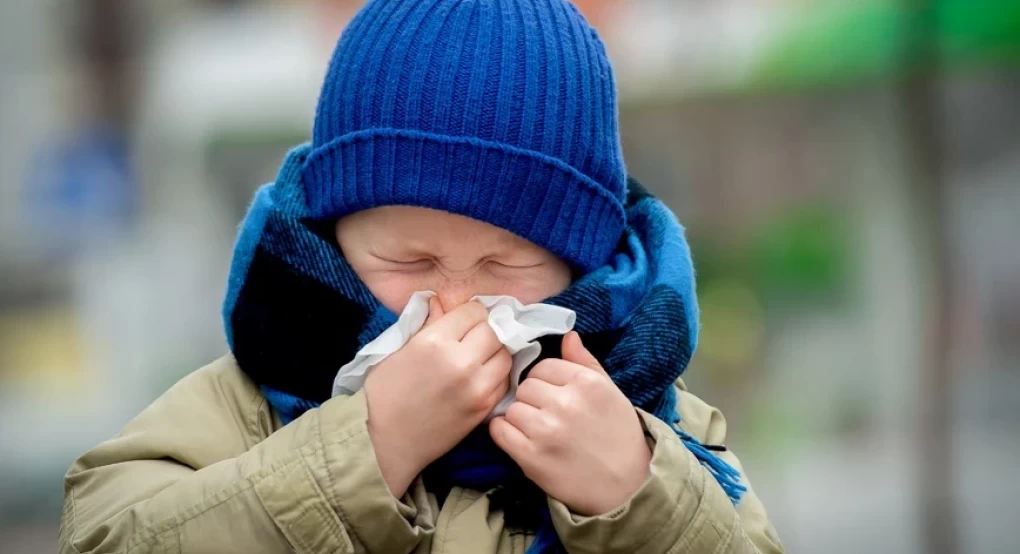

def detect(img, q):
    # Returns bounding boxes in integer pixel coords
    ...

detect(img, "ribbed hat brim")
[301,127,625,272]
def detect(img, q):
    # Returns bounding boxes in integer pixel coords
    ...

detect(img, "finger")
[477,347,513,389]
[461,320,503,361]
[515,376,563,410]
[424,296,445,327]
[428,301,488,340]
[503,401,545,438]
[561,331,607,375]
[489,417,533,461]
[527,358,583,386]
[486,373,512,409]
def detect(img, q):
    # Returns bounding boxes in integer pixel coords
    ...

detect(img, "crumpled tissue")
[332,291,576,417]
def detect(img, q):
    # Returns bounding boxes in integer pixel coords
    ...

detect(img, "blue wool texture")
[301,0,627,273]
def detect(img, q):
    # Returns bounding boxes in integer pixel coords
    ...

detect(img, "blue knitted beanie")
[302,0,627,273]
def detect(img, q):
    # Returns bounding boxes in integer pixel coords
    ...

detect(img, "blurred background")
[1,0,1018,552]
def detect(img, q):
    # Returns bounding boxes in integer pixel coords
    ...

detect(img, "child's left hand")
[489,331,652,517]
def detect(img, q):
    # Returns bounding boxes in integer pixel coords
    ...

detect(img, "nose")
[435,279,480,311]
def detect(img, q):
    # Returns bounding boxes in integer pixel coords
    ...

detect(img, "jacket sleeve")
[59,358,435,554]
[548,382,785,554]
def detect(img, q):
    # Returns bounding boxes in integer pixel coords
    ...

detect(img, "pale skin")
[336,206,652,517]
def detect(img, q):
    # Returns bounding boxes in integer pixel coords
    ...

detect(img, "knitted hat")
[301,0,626,273]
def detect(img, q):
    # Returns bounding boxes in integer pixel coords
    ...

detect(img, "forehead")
[344,206,529,253]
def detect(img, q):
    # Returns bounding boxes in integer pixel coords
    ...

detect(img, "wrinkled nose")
[435,279,479,312]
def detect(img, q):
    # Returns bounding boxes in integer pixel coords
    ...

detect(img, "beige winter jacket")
[60,356,784,554]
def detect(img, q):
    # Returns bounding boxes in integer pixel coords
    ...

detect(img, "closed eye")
[376,256,433,269]
[489,260,544,270]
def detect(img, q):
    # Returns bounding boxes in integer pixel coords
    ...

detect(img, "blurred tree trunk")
[77,0,139,129]
[899,2,958,554]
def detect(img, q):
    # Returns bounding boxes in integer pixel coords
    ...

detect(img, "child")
[59,1,784,553]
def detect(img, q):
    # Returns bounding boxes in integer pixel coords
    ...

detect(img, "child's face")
[336,206,573,314]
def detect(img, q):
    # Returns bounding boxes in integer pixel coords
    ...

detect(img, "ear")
[561,331,607,375]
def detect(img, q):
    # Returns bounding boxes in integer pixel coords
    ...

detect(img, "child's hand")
[489,331,652,516]
[364,297,512,497]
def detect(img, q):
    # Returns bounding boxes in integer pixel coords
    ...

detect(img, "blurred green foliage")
[754,0,1020,90]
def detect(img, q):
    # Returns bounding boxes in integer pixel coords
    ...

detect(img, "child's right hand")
[363,297,512,497]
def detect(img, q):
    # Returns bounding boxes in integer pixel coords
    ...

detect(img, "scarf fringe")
[657,386,747,506]
[675,426,748,505]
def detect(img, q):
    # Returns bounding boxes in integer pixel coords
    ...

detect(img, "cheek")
[490,268,571,304]
[358,272,434,314]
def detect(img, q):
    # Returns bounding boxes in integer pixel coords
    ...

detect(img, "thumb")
[561,331,606,375]
[424,296,445,327]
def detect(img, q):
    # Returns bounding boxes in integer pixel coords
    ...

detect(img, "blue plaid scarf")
[223,144,745,552]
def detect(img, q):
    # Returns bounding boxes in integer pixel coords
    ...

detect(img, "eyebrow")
[369,241,423,257]
[369,230,535,261]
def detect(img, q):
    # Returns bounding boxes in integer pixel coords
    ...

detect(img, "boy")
[59,1,784,553]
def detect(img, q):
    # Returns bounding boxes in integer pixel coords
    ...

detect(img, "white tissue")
[331,291,576,417]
